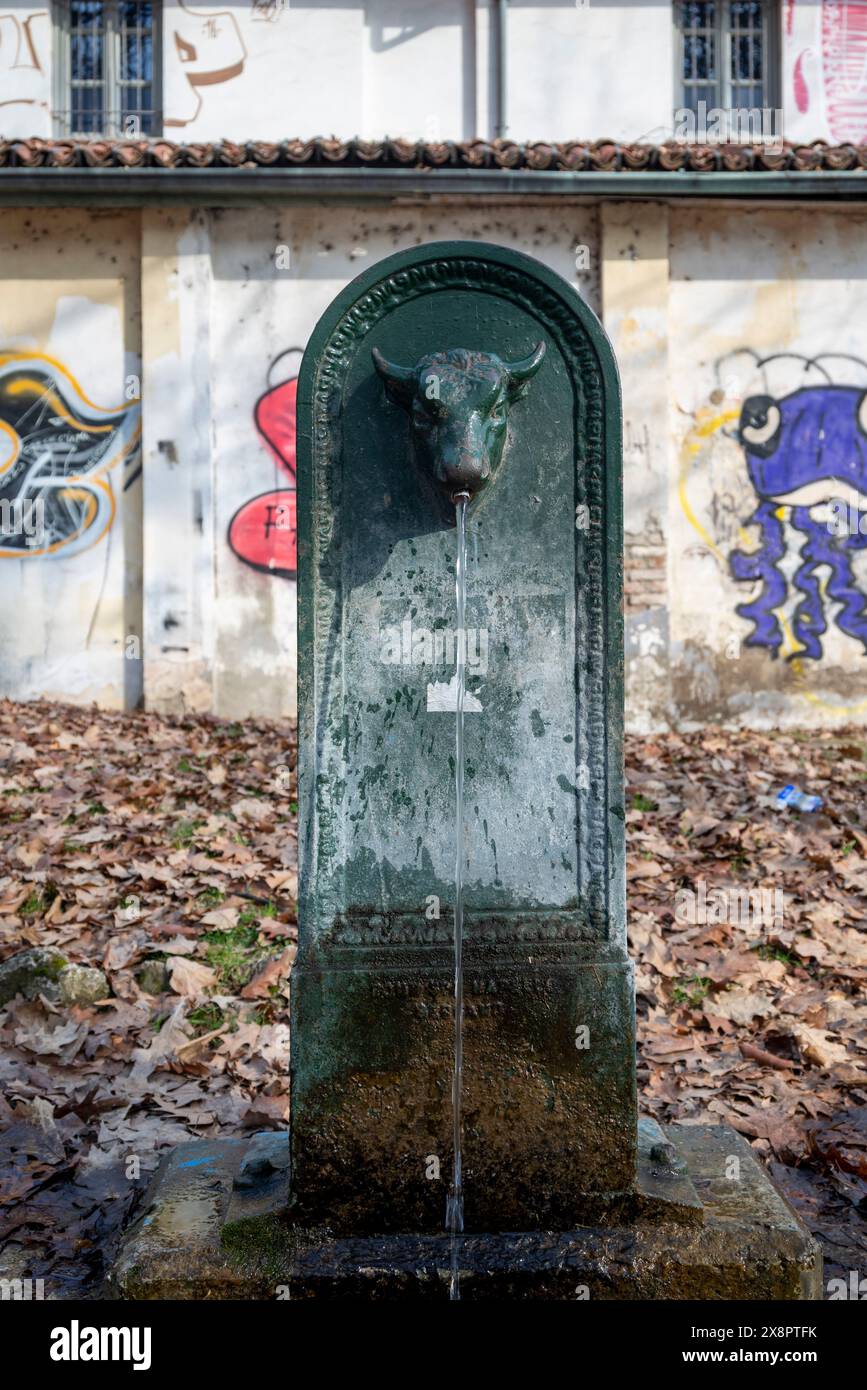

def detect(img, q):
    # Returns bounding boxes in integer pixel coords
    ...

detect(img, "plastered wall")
[8,1,862,146]
[142,200,599,718]
[606,199,867,731]
[0,207,142,709]
[3,195,867,730]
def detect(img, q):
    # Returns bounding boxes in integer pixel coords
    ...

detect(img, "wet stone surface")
[111,1122,821,1300]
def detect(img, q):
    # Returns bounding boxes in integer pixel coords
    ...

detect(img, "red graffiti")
[228,364,298,579]
[793,50,811,112]
[822,1,867,141]
[255,373,297,480]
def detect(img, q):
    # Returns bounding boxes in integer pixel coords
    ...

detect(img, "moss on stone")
[221,1213,296,1284]
[0,948,109,1007]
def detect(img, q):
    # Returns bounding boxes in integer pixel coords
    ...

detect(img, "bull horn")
[372,346,415,409]
[506,341,546,397]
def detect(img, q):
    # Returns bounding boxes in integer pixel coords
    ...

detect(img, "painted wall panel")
[2,192,867,732]
[162,1,364,139]
[141,206,216,715]
[0,208,142,709]
[784,0,867,144]
[667,203,867,729]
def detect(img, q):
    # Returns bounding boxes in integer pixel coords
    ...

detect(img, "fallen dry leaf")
[240,946,296,999]
[168,957,218,1001]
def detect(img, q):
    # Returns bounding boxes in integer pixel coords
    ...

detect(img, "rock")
[135,960,170,996]
[0,947,109,1007]
[0,947,67,1004]
[57,964,110,1006]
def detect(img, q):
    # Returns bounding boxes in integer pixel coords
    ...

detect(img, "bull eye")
[739,396,781,455]
[857,391,867,439]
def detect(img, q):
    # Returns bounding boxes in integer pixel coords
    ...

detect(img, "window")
[676,2,779,135]
[54,2,160,137]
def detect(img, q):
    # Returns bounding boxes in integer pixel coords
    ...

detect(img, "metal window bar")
[729,1,765,109]
[681,1,719,115]
[677,0,778,137]
[54,1,161,138]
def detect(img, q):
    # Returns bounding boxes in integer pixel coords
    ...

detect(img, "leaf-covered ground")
[0,699,864,1298]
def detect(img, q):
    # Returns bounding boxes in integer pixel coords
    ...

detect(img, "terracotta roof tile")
[1,136,866,173]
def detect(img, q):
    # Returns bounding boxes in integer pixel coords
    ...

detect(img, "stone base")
[108,1122,822,1301]
[290,955,639,1232]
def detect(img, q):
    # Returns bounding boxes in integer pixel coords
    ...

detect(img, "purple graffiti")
[730,382,867,660]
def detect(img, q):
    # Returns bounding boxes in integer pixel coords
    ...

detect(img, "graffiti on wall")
[227,350,299,580]
[250,0,287,20]
[730,358,867,661]
[0,352,141,560]
[165,1,247,127]
[680,350,867,667]
[788,0,867,143]
[0,10,49,113]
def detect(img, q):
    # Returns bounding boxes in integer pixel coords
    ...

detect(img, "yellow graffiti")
[0,349,140,560]
[4,379,119,433]
[0,350,140,412]
[679,402,867,717]
[677,408,741,561]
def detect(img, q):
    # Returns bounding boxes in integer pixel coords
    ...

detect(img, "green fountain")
[115,242,821,1300]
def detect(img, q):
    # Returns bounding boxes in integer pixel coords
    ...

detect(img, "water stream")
[447,494,468,1300]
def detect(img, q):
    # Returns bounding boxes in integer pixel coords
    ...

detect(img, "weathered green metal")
[291,240,633,1233]
[371,342,546,516]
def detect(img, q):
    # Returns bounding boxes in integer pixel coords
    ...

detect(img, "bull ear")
[372,347,415,411]
[506,341,546,400]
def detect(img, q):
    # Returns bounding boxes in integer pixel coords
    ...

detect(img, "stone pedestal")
[111,1120,822,1300]
[291,952,637,1232]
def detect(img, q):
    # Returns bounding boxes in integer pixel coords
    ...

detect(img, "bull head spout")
[372,342,545,516]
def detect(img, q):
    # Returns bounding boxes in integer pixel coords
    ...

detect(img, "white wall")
[146,199,599,718]
[0,1,679,146]
[0,3,52,137]
[506,0,674,143]
[7,2,862,148]
[163,0,674,143]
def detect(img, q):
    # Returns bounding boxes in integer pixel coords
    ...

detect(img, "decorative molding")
[327,909,598,947]
[305,249,615,949]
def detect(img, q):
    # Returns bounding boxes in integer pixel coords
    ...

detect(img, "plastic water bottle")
[776,784,822,813]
